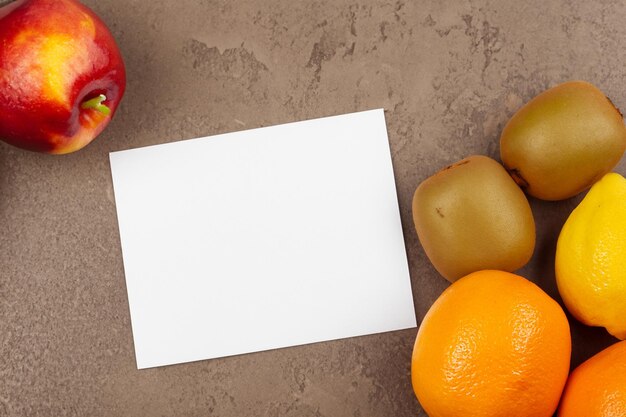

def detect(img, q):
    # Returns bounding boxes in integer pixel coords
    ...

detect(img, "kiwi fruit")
[500,81,626,201]
[412,155,535,282]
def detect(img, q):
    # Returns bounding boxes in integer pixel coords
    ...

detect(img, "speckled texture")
[1,0,626,416]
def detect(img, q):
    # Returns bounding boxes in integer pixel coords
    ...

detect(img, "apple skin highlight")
[0,0,126,154]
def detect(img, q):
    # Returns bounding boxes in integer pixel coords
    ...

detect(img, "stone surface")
[1,0,625,415]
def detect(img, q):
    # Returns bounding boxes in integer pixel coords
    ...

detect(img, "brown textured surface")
[1,0,626,415]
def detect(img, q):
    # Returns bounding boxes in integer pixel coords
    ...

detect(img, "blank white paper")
[109,109,416,369]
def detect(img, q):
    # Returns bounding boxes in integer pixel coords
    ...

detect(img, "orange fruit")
[558,340,626,417]
[411,270,571,417]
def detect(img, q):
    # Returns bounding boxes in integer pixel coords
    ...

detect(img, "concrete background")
[1,0,625,415]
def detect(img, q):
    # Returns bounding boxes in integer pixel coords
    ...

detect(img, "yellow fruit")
[412,270,571,417]
[412,155,535,282]
[555,172,626,339]
[500,81,626,200]
[558,340,626,417]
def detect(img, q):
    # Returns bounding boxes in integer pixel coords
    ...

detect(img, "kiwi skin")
[500,80,626,201]
[412,155,536,282]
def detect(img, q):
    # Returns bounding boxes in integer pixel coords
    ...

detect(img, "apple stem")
[81,94,111,116]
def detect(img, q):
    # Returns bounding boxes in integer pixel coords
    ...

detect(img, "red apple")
[0,0,126,154]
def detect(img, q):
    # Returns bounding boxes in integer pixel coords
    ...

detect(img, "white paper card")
[110,109,416,369]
